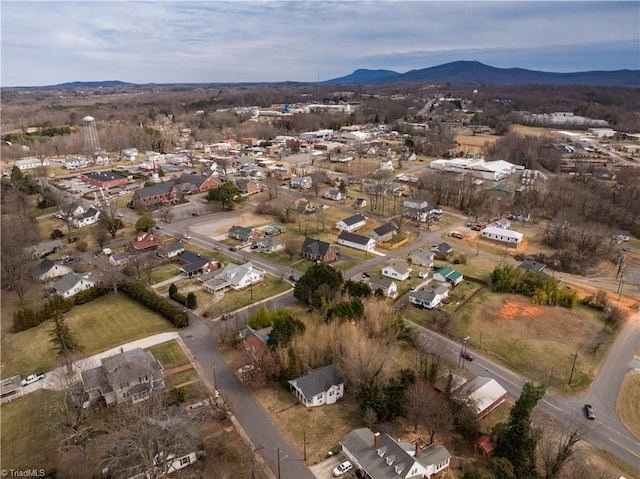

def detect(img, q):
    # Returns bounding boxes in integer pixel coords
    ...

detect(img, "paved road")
[180,314,314,479]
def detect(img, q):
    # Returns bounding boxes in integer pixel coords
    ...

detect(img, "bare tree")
[538,428,582,479]
[92,224,110,250]
[403,378,434,433]
[1,214,37,304]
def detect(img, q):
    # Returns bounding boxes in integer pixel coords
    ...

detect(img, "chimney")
[415,440,419,457]
[373,432,381,448]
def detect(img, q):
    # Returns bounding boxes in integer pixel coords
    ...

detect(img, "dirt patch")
[455,133,499,155]
[190,211,271,238]
[498,300,546,321]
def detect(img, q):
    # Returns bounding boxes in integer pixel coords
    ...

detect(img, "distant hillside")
[49,80,134,88]
[326,61,640,87]
[323,68,400,85]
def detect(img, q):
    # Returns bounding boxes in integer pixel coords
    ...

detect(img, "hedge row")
[119,281,189,328]
[13,296,74,332]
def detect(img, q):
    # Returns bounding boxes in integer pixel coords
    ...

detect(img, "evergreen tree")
[495,382,546,478]
[186,292,197,309]
[49,310,83,373]
[293,263,344,306]
[135,212,156,232]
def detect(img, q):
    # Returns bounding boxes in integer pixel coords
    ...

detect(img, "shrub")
[13,296,74,332]
[76,240,88,252]
[73,285,110,305]
[50,229,65,239]
[119,281,188,328]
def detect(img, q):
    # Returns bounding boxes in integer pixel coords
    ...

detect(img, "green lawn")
[150,261,181,284]
[203,277,292,317]
[1,389,65,470]
[165,369,198,388]
[145,340,190,369]
[1,294,175,379]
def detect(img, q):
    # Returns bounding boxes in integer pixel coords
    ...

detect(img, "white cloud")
[1,1,638,86]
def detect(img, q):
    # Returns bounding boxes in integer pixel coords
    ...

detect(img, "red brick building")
[80,171,129,189]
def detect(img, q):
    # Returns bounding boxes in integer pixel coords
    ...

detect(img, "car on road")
[21,372,45,387]
[213,245,221,251]
[333,461,352,477]
[183,233,191,240]
[362,271,370,278]
[229,246,237,252]
[220,313,233,321]
[155,225,163,230]
[584,404,596,420]
[460,351,474,361]
[288,274,298,282]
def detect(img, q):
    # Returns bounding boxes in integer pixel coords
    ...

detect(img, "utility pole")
[568,352,578,385]
[277,446,281,479]
[303,427,307,461]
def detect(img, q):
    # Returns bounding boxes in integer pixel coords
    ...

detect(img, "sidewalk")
[26,332,180,393]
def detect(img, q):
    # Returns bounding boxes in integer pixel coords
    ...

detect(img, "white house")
[288,364,344,408]
[367,223,398,242]
[367,276,398,299]
[32,259,73,282]
[379,159,394,171]
[382,261,412,281]
[53,273,98,298]
[338,231,376,252]
[410,249,435,268]
[340,428,451,479]
[290,175,312,189]
[16,158,49,170]
[203,262,264,292]
[404,197,430,222]
[336,213,367,232]
[324,187,344,201]
[64,157,88,169]
[409,285,449,309]
[459,377,508,418]
[73,207,100,228]
[433,267,464,286]
[481,226,523,247]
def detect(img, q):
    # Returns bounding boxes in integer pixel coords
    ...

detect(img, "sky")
[2,1,639,87]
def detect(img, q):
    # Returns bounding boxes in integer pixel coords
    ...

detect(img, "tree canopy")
[293,263,344,306]
[207,181,242,209]
[135,212,156,232]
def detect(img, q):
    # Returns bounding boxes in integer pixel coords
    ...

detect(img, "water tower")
[83,115,101,152]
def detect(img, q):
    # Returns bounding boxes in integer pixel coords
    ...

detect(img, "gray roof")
[167,241,185,253]
[340,213,367,227]
[409,289,437,303]
[385,260,411,275]
[289,364,343,399]
[412,249,434,261]
[82,365,113,395]
[53,273,96,294]
[338,230,372,245]
[340,428,451,479]
[368,276,394,291]
[178,173,209,189]
[32,258,56,276]
[135,182,176,199]
[302,237,334,257]
[372,222,397,237]
[519,260,546,272]
[101,348,163,384]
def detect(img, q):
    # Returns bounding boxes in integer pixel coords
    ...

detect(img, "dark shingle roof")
[302,237,333,257]
[338,230,372,245]
[372,222,397,236]
[289,364,343,398]
[340,213,367,227]
[135,182,176,199]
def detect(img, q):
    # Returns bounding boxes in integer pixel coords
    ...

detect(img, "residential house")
[164,241,185,259]
[458,377,507,418]
[16,157,49,170]
[367,223,398,243]
[433,266,464,286]
[323,187,344,201]
[176,172,221,194]
[274,168,291,181]
[367,276,398,299]
[60,203,85,217]
[64,157,88,169]
[32,258,73,282]
[335,213,367,232]
[81,348,164,407]
[612,229,630,242]
[294,198,315,214]
[132,183,181,209]
[481,226,524,248]
[228,225,263,243]
[489,217,511,229]
[254,236,285,253]
[235,178,260,195]
[121,148,138,161]
[434,372,467,395]
[203,262,264,292]
[382,261,412,281]
[288,364,344,408]
[338,231,376,252]
[409,285,449,309]
[518,260,546,274]
[301,238,338,263]
[0,376,23,404]
[130,231,160,251]
[25,239,64,259]
[260,224,286,236]
[403,197,430,222]
[80,171,128,189]
[339,428,452,479]
[72,207,100,228]
[290,175,312,189]
[102,409,203,478]
[431,242,453,260]
[410,249,434,268]
[379,159,394,171]
[109,252,134,267]
[178,251,218,278]
[353,198,367,209]
[52,273,98,298]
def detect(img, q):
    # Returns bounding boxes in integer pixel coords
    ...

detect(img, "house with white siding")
[337,231,376,252]
[288,364,344,408]
[52,273,98,298]
[336,214,367,232]
[481,226,523,247]
[382,261,412,281]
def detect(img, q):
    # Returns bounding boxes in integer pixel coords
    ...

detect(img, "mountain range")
[41,61,639,89]
[324,61,639,87]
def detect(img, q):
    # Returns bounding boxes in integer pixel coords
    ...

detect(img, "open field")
[1,294,175,379]
[145,339,190,369]
[0,389,65,470]
[616,371,640,440]
[455,133,500,155]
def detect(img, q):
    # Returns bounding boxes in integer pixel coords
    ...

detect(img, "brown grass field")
[617,371,640,440]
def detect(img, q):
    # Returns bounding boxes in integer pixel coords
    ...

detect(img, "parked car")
[460,351,474,361]
[418,271,428,278]
[220,313,233,321]
[288,274,298,282]
[584,404,596,420]
[21,372,45,387]
[116,212,124,217]
[450,232,464,239]
[229,246,237,252]
[155,225,163,230]
[333,461,353,477]
[183,233,191,240]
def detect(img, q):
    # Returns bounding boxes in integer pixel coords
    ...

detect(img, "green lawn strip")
[165,369,199,389]
[1,294,175,379]
[0,389,65,470]
[145,340,190,369]
[150,262,181,284]
[203,277,292,316]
